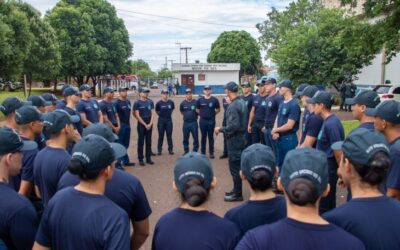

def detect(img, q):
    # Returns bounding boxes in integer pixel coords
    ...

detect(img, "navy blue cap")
[83,123,118,142]
[15,106,43,125]
[278,79,292,89]
[331,128,389,165]
[302,85,319,98]
[41,93,58,105]
[224,81,239,92]
[204,85,211,90]
[266,78,277,84]
[0,128,37,155]
[306,91,333,107]
[241,82,251,88]
[139,87,150,93]
[161,89,168,94]
[63,87,80,97]
[294,83,310,98]
[118,87,129,92]
[365,100,400,124]
[79,84,91,91]
[61,84,72,92]
[241,144,276,181]
[0,97,31,116]
[27,95,51,107]
[43,110,80,134]
[103,87,115,94]
[174,152,214,192]
[281,148,329,196]
[346,90,380,108]
[185,88,193,93]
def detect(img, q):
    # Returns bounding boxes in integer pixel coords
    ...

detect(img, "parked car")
[0,79,22,91]
[373,84,400,102]
[56,82,68,91]
[150,82,158,89]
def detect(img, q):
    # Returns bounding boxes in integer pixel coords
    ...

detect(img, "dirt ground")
[124,91,350,250]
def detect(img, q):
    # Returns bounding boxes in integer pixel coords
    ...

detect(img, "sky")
[25,0,292,71]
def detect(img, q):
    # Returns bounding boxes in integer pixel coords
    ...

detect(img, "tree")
[257,0,381,88]
[131,59,152,74]
[207,31,262,75]
[137,69,157,80]
[158,68,172,79]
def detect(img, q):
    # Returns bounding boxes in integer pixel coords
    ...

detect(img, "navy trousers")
[157,118,173,153]
[183,121,199,153]
[137,118,152,162]
[118,122,131,164]
[199,118,215,155]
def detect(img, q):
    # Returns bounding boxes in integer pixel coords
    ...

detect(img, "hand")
[337,177,346,188]
[272,133,279,140]
[271,128,277,134]
[146,124,152,130]
[214,127,220,135]
[72,129,81,142]
[114,126,121,133]
[247,126,252,134]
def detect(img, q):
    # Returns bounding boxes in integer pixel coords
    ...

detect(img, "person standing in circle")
[248,80,268,145]
[180,88,199,154]
[240,82,254,148]
[76,84,103,127]
[156,90,175,155]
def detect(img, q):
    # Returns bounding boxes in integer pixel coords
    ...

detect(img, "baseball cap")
[241,144,276,181]
[61,84,72,92]
[174,152,214,192]
[15,106,43,125]
[0,128,37,155]
[71,134,126,171]
[281,148,329,196]
[63,87,80,97]
[185,88,192,93]
[118,87,129,92]
[224,81,239,92]
[139,87,150,93]
[103,87,115,94]
[204,85,211,90]
[27,95,51,107]
[161,89,168,94]
[294,83,309,98]
[266,78,277,85]
[241,82,251,88]
[331,128,389,165]
[83,123,118,142]
[346,90,380,108]
[302,85,319,98]
[79,84,91,91]
[278,79,292,89]
[306,91,333,107]
[365,100,400,124]
[0,97,31,116]
[43,110,80,134]
[41,93,58,105]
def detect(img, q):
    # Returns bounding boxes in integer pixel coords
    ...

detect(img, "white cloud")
[25,0,292,70]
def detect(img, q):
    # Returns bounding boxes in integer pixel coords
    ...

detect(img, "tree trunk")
[43,80,51,88]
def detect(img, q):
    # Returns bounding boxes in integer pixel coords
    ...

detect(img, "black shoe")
[225,190,234,196]
[146,160,154,165]
[219,154,228,159]
[151,152,156,156]
[157,152,162,156]
[224,193,243,202]
[210,154,215,159]
[169,151,174,155]
[123,162,135,167]
[139,161,145,166]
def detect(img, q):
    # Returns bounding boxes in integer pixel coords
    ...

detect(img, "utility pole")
[175,42,181,64]
[168,59,175,70]
[165,56,168,69]
[181,47,192,64]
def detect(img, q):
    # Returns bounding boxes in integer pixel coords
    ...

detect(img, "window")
[198,73,206,81]
[393,87,400,94]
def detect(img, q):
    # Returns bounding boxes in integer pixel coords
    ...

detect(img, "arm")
[131,218,150,250]
[115,113,121,132]
[219,106,241,134]
[134,110,148,126]
[80,113,92,127]
[34,184,41,198]
[273,119,296,134]
[387,188,400,200]
[149,110,155,127]
[247,107,255,133]
[300,135,317,148]
[334,150,342,165]
[33,243,50,250]
[19,180,33,196]
[98,110,104,123]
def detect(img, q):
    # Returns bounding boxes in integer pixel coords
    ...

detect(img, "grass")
[342,120,360,136]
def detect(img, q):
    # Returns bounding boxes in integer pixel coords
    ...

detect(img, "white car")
[373,84,400,102]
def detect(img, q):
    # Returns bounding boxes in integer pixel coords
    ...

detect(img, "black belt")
[226,132,245,140]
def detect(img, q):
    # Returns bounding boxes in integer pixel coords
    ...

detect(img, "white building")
[172,63,240,94]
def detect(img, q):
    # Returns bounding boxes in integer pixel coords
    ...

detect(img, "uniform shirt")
[387,137,400,190]
[35,187,130,250]
[236,218,365,250]
[33,146,70,206]
[152,208,241,250]
[62,106,83,135]
[115,99,131,125]
[56,100,66,109]
[252,94,268,122]
[76,98,100,124]
[241,94,254,121]
[264,93,284,126]
[100,100,118,126]
[35,133,47,150]
[323,196,400,250]
[0,182,38,250]
[277,98,301,135]
[155,100,175,119]
[220,97,247,136]
[224,196,286,236]
[58,168,152,222]
[133,99,154,119]
[195,96,220,120]
[180,99,198,123]
[357,122,374,131]
[316,114,345,158]
[300,112,324,147]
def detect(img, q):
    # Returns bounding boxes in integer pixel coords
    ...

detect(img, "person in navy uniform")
[27,95,51,113]
[0,128,38,250]
[346,90,380,131]
[152,152,241,250]
[272,80,301,170]
[0,97,31,130]
[308,91,344,213]
[324,128,400,250]
[115,87,135,167]
[133,87,155,166]
[240,82,254,147]
[99,87,120,134]
[180,88,199,154]
[248,79,268,145]
[41,93,58,113]
[156,89,175,155]
[220,95,231,159]
[236,148,365,250]
[76,84,103,127]
[62,87,83,135]
[33,135,130,250]
[215,82,247,202]
[196,85,220,159]
[262,78,283,155]
[56,84,72,109]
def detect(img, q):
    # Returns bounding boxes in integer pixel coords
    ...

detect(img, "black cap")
[0,128,37,155]
[345,90,380,108]
[161,89,168,94]
[27,95,51,107]
[185,88,192,93]
[241,82,251,88]
[103,87,115,94]
[118,87,129,92]
[266,78,277,84]
[15,106,43,125]
[306,91,333,107]
[365,100,400,124]
[294,83,310,98]
[0,97,31,116]
[241,144,276,181]
[79,84,91,91]
[139,87,150,93]
[71,134,126,171]
[281,148,329,196]
[83,123,118,142]
[278,79,292,89]
[63,87,80,97]
[41,93,58,105]
[331,128,389,165]
[174,152,213,192]
[224,81,239,92]
[61,84,72,92]
[204,85,211,90]
[43,110,80,134]
[302,85,319,98]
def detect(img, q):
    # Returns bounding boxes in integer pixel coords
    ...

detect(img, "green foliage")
[257,0,381,87]
[207,31,262,75]
[137,69,157,80]
[131,59,152,74]
[158,68,172,79]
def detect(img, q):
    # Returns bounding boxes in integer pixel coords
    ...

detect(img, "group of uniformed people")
[1,78,400,250]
